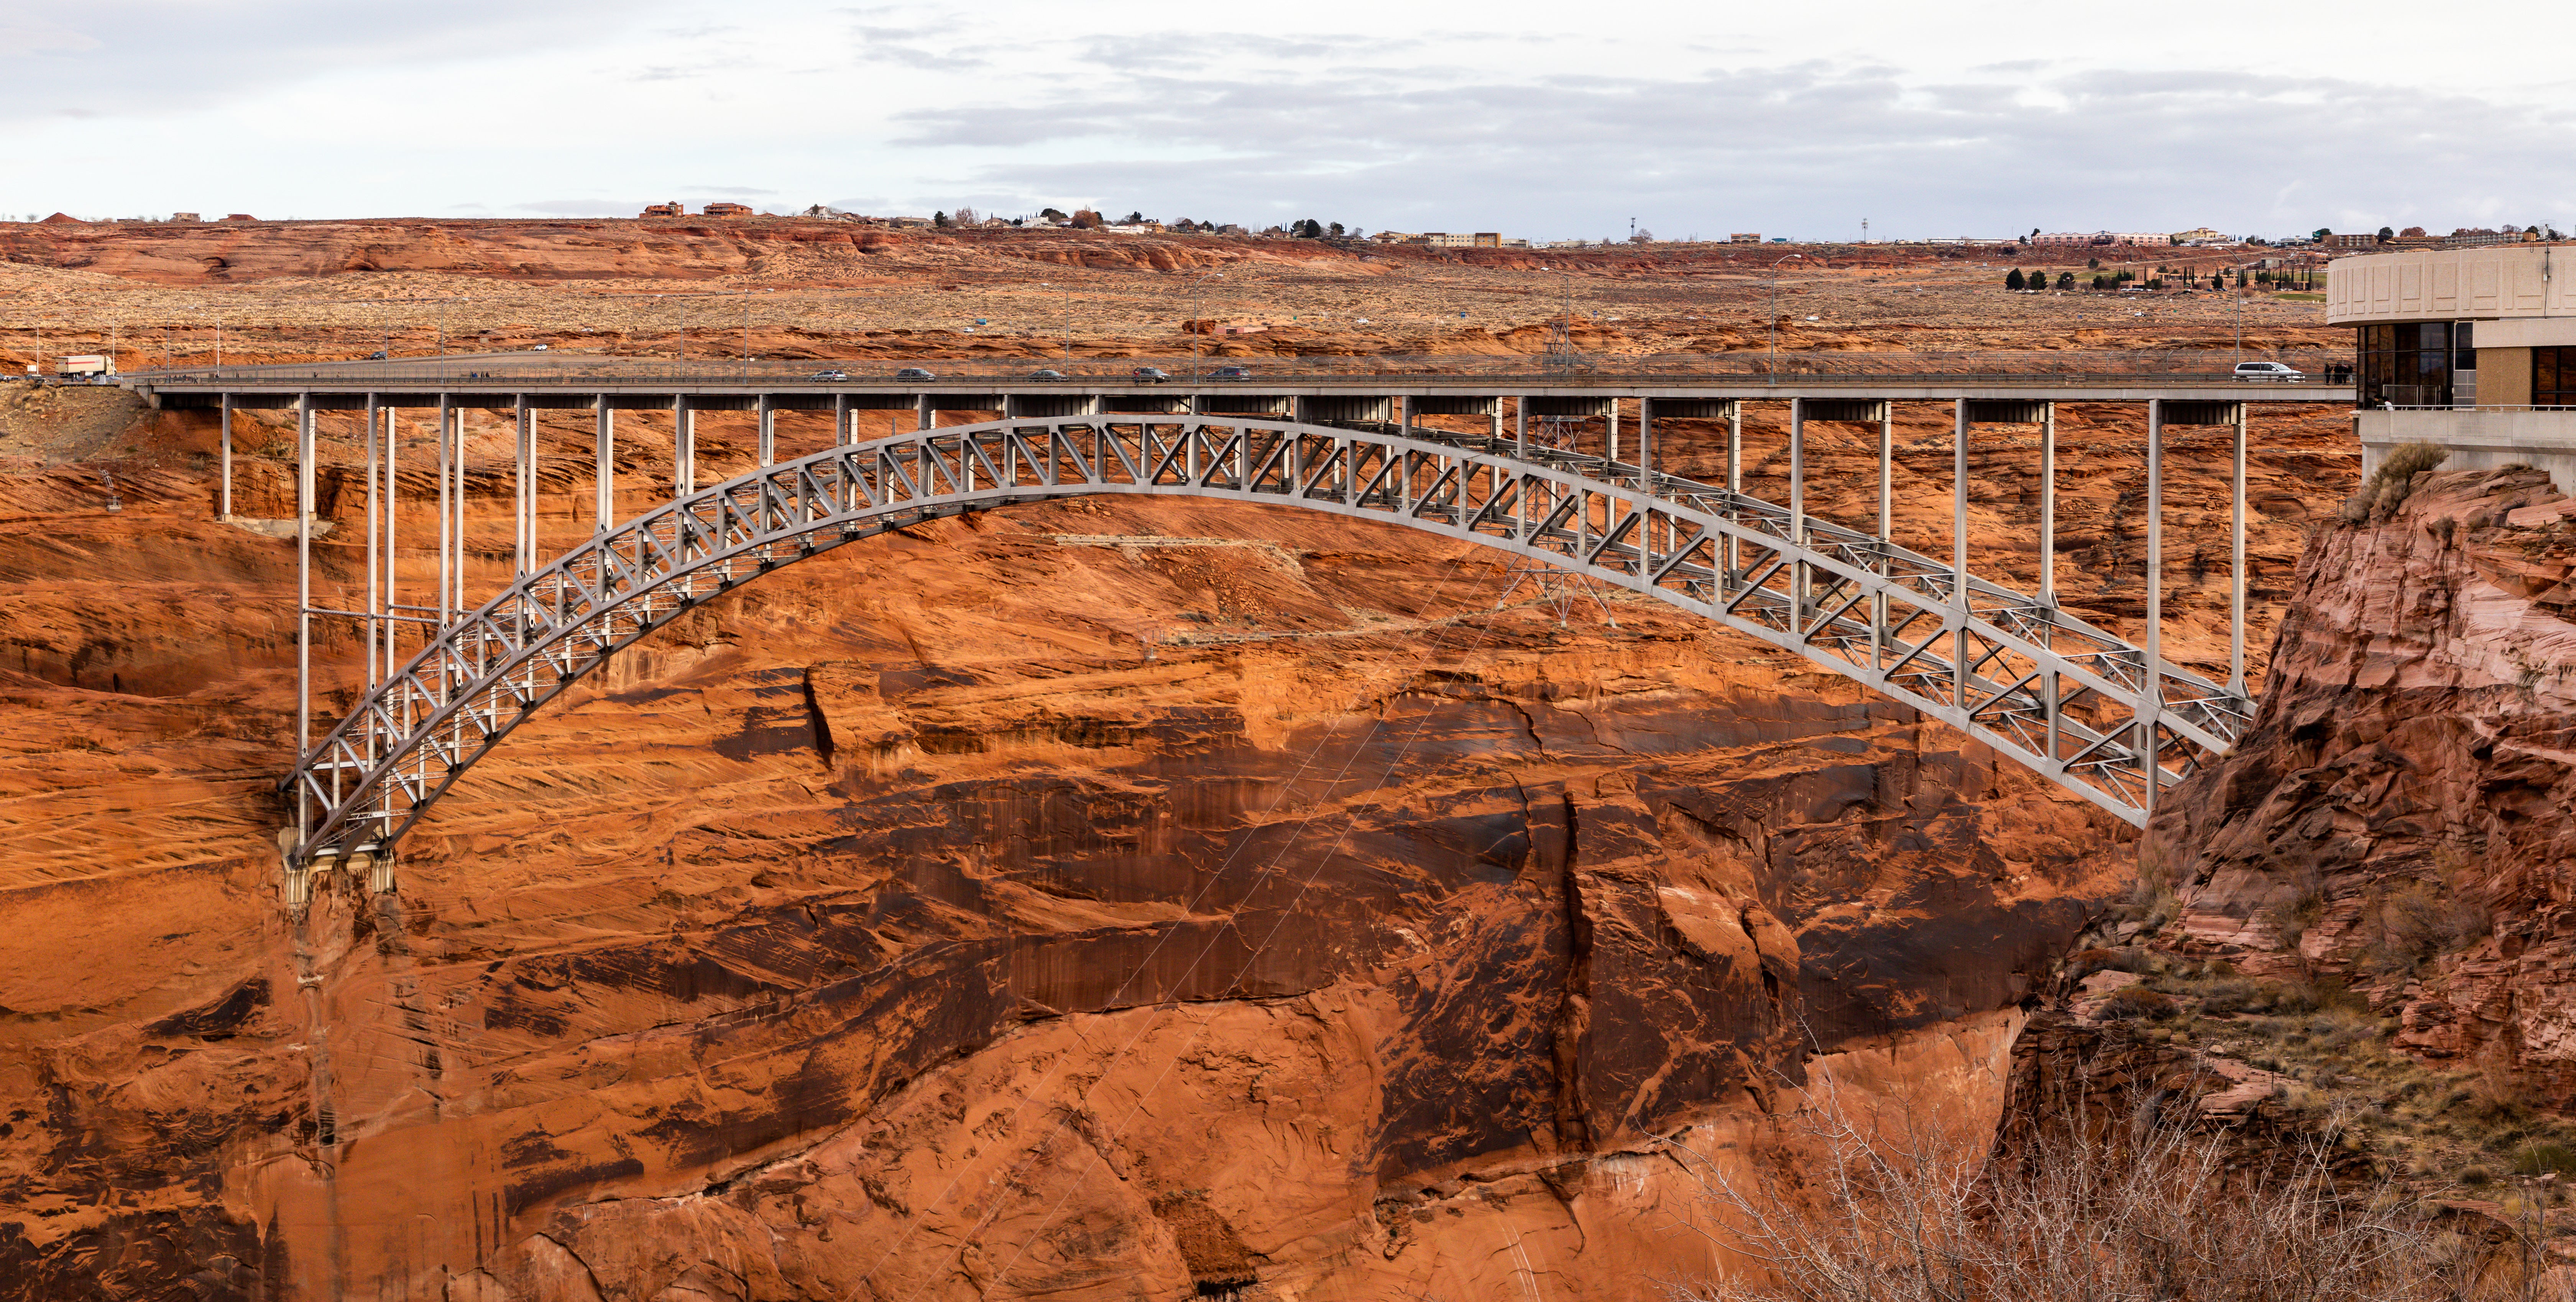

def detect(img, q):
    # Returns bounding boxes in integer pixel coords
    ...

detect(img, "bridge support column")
[1726,402,1742,581]
[834,394,851,447]
[1789,398,1806,627]
[364,395,380,687]
[594,398,614,532]
[382,402,398,677]
[757,394,775,467]
[1607,397,1620,463]
[915,394,930,432]
[2230,404,2247,694]
[1952,398,1969,711]
[2143,398,2165,814]
[1514,397,1526,458]
[513,395,533,576]
[437,394,453,626]
[218,394,233,519]
[1638,397,1653,486]
[294,393,314,839]
[1877,406,1893,541]
[675,398,695,497]
[2038,402,2056,605]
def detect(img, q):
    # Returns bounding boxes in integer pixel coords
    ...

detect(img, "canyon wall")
[2158,462,2576,1098]
[0,396,2144,1300]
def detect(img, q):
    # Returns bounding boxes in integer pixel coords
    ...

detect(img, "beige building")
[2331,245,2576,489]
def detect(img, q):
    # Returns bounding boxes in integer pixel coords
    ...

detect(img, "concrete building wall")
[2359,409,2576,493]
[2480,348,2535,405]
[2327,246,2576,325]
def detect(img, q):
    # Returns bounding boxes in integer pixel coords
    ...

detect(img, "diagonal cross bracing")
[281,415,2253,887]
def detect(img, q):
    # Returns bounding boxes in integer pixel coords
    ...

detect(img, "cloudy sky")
[6,0,2571,241]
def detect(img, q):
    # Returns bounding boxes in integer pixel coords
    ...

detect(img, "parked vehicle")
[895,367,937,382]
[1132,366,1171,383]
[811,369,850,381]
[1029,368,1067,381]
[367,350,388,361]
[1209,365,1252,380]
[2231,361,2304,382]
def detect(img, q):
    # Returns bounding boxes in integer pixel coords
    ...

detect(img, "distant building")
[2323,233,2379,249]
[2033,230,2169,248]
[1502,238,1530,248]
[1472,232,1501,248]
[1730,233,1763,244]
[168,212,200,223]
[222,213,256,222]
[1370,231,1416,243]
[639,202,685,218]
[702,202,754,218]
[2171,226,2225,243]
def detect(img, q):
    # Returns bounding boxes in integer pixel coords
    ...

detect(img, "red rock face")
[2157,465,2576,1095]
[0,397,2142,1299]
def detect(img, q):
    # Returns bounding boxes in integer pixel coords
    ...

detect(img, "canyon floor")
[0,220,2378,1301]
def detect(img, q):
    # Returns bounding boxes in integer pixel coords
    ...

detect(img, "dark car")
[1131,366,1171,383]
[1208,365,1252,380]
[1029,368,1067,381]
[811,369,850,381]
[367,350,388,360]
[895,367,937,382]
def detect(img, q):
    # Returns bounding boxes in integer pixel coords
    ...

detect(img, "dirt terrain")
[0,218,2363,1300]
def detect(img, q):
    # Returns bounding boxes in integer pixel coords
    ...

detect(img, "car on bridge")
[1209,365,1252,380]
[895,367,937,382]
[1029,368,1067,381]
[2232,361,2305,382]
[811,369,849,381]
[1132,366,1171,383]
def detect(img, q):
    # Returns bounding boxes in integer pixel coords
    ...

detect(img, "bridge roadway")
[131,358,2346,904]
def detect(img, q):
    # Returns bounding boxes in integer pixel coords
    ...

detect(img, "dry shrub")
[2358,879,2490,979]
[1671,1077,2494,1302]
[2097,986,2182,1022]
[2340,442,2449,525]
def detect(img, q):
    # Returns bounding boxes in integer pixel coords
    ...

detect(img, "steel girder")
[280,415,2252,890]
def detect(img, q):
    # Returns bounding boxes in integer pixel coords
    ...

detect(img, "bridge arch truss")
[282,413,2251,901]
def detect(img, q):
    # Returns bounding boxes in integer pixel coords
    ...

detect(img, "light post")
[1186,271,1224,379]
[1768,253,1805,381]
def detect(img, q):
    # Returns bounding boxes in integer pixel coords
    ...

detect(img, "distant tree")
[951,206,979,227]
[1121,210,1146,225]
[933,210,950,228]
[2055,272,2075,290]
[2376,225,2395,241]
[2086,256,2100,269]
[2090,274,2107,290]
[1293,218,1323,238]
[1328,221,1345,237]
[1040,207,1068,222]
[2399,225,2425,238]
[2006,268,2026,290]
[1070,209,1102,229]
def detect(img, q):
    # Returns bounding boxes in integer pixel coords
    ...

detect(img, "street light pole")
[1768,253,1805,382]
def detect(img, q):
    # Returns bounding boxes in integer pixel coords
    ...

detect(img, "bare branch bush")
[1664,1067,2496,1302]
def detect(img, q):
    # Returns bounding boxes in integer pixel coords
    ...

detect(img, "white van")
[2232,361,2304,382]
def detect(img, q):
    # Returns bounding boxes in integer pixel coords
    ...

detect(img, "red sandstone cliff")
[2159,462,2576,1098]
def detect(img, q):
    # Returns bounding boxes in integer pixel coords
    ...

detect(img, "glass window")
[2456,321,2477,370]
[2353,321,2454,408]
[2541,348,2576,407]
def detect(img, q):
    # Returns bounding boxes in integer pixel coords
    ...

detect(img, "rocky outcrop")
[2156,463,2576,1100]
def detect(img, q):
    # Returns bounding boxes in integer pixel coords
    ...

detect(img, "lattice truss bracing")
[283,416,2253,891]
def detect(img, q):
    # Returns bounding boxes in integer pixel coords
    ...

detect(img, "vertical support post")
[294,394,314,838]
[1638,397,1653,488]
[1952,398,1970,711]
[2229,404,2248,694]
[594,398,614,531]
[1789,398,1806,629]
[674,398,694,497]
[915,394,931,432]
[364,395,380,688]
[513,395,532,576]
[1725,402,1743,580]
[1876,406,1894,541]
[758,394,776,467]
[219,394,234,519]
[436,394,453,627]
[2039,402,2057,606]
[835,393,851,447]
[1515,397,1527,458]
[450,404,468,616]
[2143,398,2165,813]
[383,405,398,677]
[1607,397,1620,464]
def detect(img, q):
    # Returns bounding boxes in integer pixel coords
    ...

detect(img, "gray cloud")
[889,62,2576,237]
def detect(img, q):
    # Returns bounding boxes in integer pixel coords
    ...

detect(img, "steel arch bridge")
[281,414,2251,901]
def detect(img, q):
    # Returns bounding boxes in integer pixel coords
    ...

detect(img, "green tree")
[2055,272,2074,291]
[2006,268,2026,290]
[933,210,950,227]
